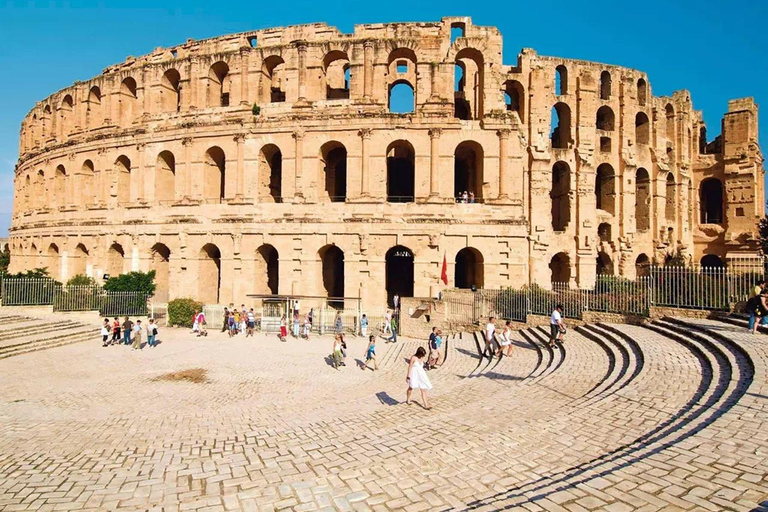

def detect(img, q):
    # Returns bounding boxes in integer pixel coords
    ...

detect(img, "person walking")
[111,317,121,345]
[302,314,311,340]
[406,347,432,409]
[246,308,255,337]
[331,334,344,370]
[339,333,347,366]
[101,318,111,347]
[196,310,207,337]
[385,315,398,343]
[483,316,496,359]
[747,291,768,333]
[279,315,288,342]
[221,307,230,333]
[335,311,343,335]
[361,314,369,338]
[361,335,378,370]
[383,310,392,334]
[308,308,314,329]
[549,304,565,348]
[122,316,133,345]
[240,304,248,333]
[292,312,300,338]
[227,312,236,338]
[131,320,143,350]
[147,318,158,348]
[497,320,514,357]
[233,309,241,335]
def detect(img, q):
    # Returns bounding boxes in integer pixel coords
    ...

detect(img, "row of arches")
[554,66,647,107]
[550,103,653,149]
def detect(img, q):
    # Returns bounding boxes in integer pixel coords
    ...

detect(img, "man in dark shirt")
[122,317,134,345]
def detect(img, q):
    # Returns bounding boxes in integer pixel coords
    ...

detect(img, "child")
[227,312,236,338]
[361,335,378,371]
[101,318,111,347]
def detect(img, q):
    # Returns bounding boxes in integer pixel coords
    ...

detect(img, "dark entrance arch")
[199,243,221,304]
[319,245,345,300]
[385,245,414,306]
[256,244,279,295]
[150,243,171,301]
[550,252,571,284]
[455,247,484,289]
[386,141,415,202]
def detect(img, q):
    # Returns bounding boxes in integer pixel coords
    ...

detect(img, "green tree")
[168,298,203,327]
[66,274,97,286]
[0,249,9,274]
[758,214,768,257]
[103,270,156,295]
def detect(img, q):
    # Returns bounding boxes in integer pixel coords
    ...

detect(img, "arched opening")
[385,246,414,307]
[700,254,724,268]
[388,81,414,114]
[87,86,102,127]
[700,178,723,224]
[203,146,226,202]
[319,142,347,202]
[263,56,286,103]
[119,77,137,126]
[598,222,612,242]
[635,168,650,231]
[550,252,571,284]
[319,245,345,300]
[259,144,282,203]
[503,80,525,121]
[29,243,39,269]
[255,244,279,295]
[595,164,615,215]
[150,243,171,301]
[450,22,465,44]
[47,243,60,280]
[699,126,708,154]
[665,104,675,141]
[555,65,567,95]
[635,112,650,145]
[323,51,350,100]
[35,170,45,209]
[72,243,89,278]
[635,253,651,277]
[208,61,231,107]
[637,78,647,107]
[455,247,484,289]
[600,71,611,100]
[454,62,470,120]
[155,151,176,203]
[23,175,30,211]
[59,95,74,137]
[596,106,615,131]
[54,165,67,209]
[551,161,571,231]
[387,140,415,202]
[665,173,676,222]
[198,244,221,304]
[115,156,131,205]
[107,243,125,277]
[454,141,484,201]
[596,252,614,275]
[160,69,181,113]
[454,48,484,120]
[551,102,571,149]
[80,160,95,206]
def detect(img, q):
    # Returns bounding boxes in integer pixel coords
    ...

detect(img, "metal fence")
[443,262,765,326]
[1,278,59,306]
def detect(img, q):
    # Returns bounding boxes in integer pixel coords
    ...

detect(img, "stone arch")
[263,56,286,103]
[550,252,571,284]
[454,47,484,119]
[635,253,650,277]
[635,168,650,231]
[119,77,138,126]
[455,247,484,289]
[551,161,571,231]
[255,244,279,295]
[598,222,612,242]
[551,102,571,149]
[699,178,723,224]
[150,243,171,301]
[35,169,46,209]
[635,112,650,145]
[107,243,125,277]
[595,163,615,215]
[503,80,524,121]
[208,61,231,107]
[47,243,60,280]
[79,160,95,206]
[198,243,221,304]
[386,140,415,203]
[259,144,282,202]
[23,174,30,211]
[665,103,675,141]
[155,151,176,203]
[160,68,181,113]
[600,71,611,100]
[596,106,615,131]
[54,165,67,209]
[319,141,347,202]
[323,51,350,100]
[71,243,89,278]
[637,78,647,106]
[388,80,414,114]
[596,252,614,275]
[318,244,345,300]
[59,94,74,137]
[700,254,724,268]
[203,146,226,202]
[87,86,102,127]
[385,245,414,307]
[29,243,39,269]
[115,155,131,205]
[454,140,484,200]
[555,65,568,95]
[665,172,676,223]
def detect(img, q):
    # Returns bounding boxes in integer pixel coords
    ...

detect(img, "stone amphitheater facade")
[8,17,765,308]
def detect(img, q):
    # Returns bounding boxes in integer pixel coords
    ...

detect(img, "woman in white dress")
[496,320,514,358]
[406,347,432,409]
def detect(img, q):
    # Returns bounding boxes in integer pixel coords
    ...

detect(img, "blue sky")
[0,0,765,237]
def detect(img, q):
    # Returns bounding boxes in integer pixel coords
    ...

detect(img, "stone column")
[359,128,372,197]
[102,78,113,125]
[363,41,374,101]
[240,51,249,106]
[233,134,246,201]
[296,41,308,102]
[430,63,440,100]
[141,67,152,116]
[293,129,304,200]
[428,128,442,198]
[497,129,511,201]
[183,137,194,200]
[136,143,146,202]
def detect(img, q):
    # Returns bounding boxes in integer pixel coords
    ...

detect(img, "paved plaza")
[0,313,767,511]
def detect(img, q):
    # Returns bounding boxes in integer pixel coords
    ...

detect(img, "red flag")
[440,253,448,285]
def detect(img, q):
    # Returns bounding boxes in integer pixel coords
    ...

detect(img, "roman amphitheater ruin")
[8,17,765,308]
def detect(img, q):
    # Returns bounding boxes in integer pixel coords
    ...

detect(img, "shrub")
[0,249,9,274]
[168,298,203,327]
[5,268,52,279]
[103,270,156,295]
[252,103,261,116]
[66,274,97,287]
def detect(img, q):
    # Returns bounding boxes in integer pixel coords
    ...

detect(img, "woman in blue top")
[361,335,378,371]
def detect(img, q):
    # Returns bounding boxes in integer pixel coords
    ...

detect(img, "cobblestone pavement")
[0,313,767,511]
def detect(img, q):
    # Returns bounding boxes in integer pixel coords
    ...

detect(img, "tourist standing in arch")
[406,346,432,409]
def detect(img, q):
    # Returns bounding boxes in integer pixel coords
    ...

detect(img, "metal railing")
[1,278,60,306]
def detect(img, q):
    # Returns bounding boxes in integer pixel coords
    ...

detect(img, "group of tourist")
[456,191,477,203]
[220,306,258,338]
[100,316,159,350]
